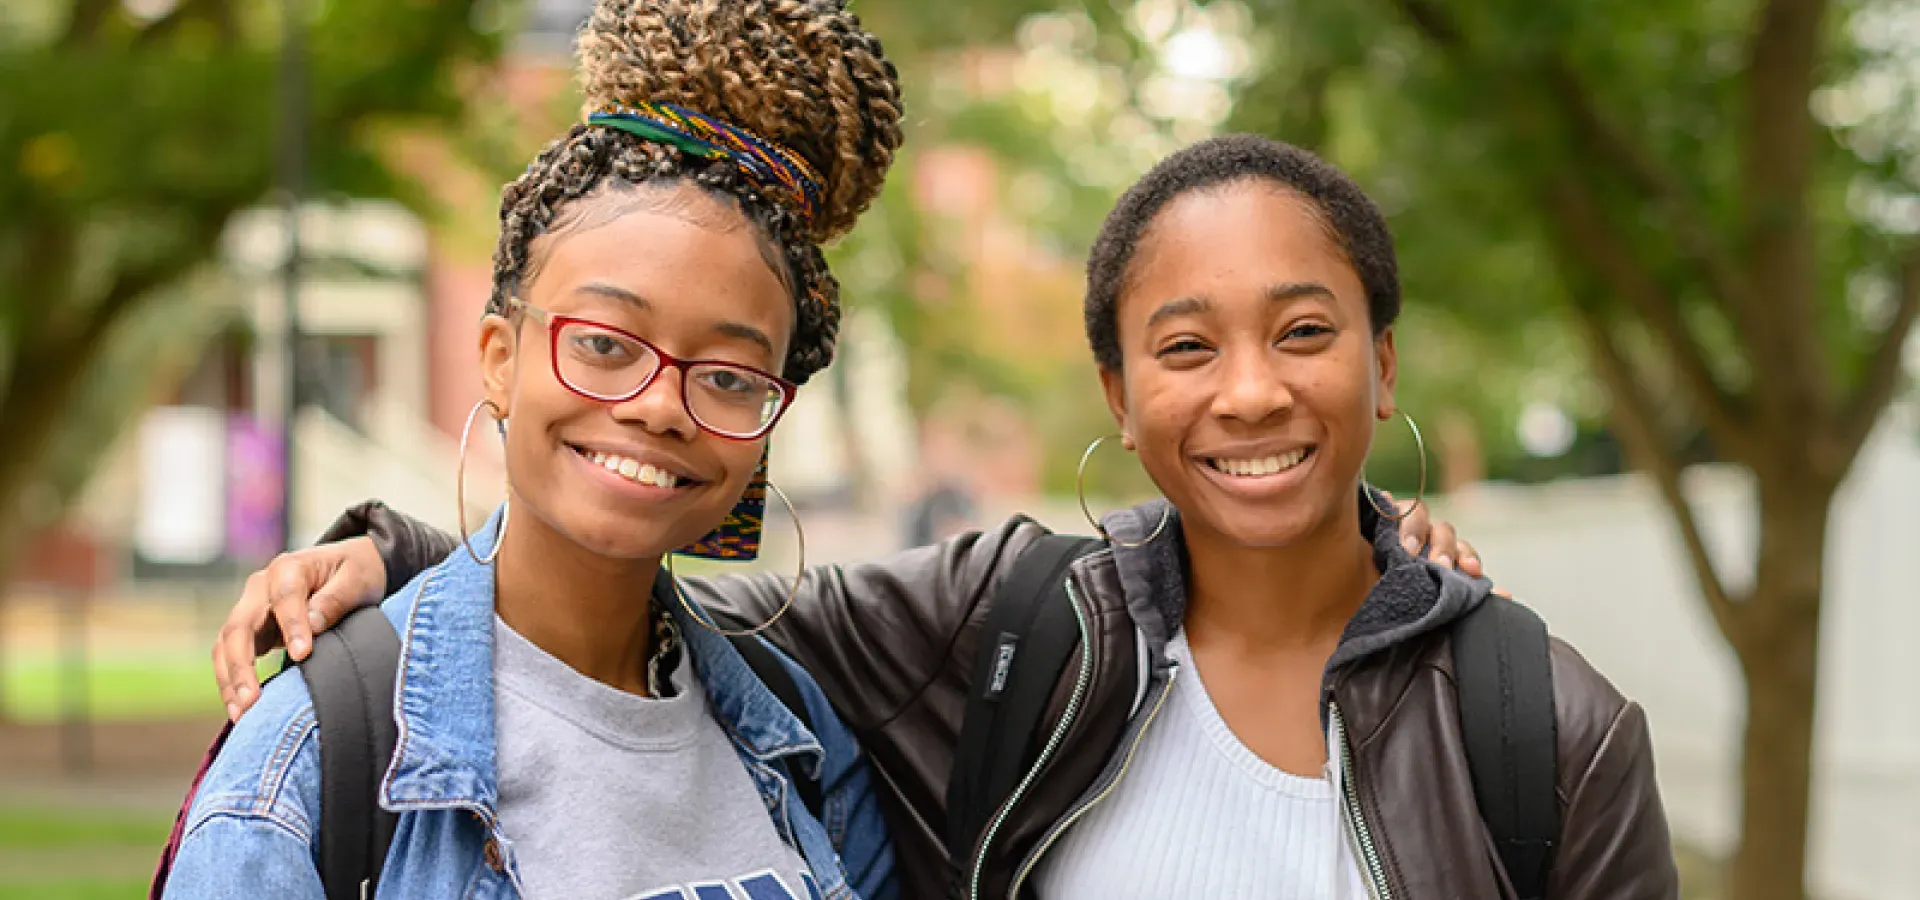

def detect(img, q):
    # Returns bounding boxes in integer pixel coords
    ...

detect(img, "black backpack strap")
[944,532,1103,889]
[725,629,826,823]
[303,605,402,900]
[1452,595,1559,900]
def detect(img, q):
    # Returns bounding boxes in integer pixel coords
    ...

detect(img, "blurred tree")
[1226,0,1920,896]
[0,1,500,592]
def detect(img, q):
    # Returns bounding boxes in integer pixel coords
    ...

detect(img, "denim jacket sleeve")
[162,669,326,900]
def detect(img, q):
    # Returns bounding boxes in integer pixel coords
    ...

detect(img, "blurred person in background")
[901,477,978,548]
[901,419,980,547]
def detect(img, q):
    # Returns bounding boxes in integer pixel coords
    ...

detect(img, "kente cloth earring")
[667,466,806,638]
[678,450,770,560]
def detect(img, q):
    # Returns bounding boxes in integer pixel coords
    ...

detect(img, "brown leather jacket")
[348,495,1677,900]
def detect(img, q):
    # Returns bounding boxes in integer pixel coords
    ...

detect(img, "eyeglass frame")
[505,297,798,441]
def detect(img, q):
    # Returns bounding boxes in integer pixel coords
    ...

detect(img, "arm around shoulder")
[680,515,1052,734]
[321,500,461,597]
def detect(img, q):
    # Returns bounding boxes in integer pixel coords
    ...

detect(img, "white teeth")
[1212,449,1309,477]
[585,450,680,488]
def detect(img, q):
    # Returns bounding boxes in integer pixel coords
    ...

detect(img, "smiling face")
[479,182,795,560]
[1099,179,1397,550]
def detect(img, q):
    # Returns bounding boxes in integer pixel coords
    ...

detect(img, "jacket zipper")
[965,577,1097,900]
[1003,659,1178,898]
[1330,702,1392,900]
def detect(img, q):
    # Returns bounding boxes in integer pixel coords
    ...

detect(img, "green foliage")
[0,0,504,573]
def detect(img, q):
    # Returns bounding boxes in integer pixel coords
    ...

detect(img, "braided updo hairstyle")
[491,0,904,384]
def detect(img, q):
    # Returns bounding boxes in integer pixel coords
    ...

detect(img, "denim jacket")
[159,511,895,900]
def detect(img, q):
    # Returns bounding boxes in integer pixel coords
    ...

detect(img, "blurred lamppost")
[278,0,306,551]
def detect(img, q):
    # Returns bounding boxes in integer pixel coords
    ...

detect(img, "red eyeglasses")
[511,299,796,440]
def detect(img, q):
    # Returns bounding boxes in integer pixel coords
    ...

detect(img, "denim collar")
[659,574,825,778]
[381,506,824,813]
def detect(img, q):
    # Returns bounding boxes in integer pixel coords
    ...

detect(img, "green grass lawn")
[0,651,275,897]
[0,881,152,900]
[1,652,281,723]
[0,807,171,899]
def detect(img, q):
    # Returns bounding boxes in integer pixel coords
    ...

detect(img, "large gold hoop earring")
[667,478,805,637]
[1077,434,1170,549]
[458,398,509,566]
[1363,410,1428,523]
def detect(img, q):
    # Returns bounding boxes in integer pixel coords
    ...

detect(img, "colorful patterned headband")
[588,101,825,230]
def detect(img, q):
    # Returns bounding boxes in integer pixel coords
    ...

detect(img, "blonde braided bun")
[490,0,905,383]
[578,0,902,243]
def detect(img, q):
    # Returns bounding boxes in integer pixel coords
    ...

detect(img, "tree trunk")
[1724,477,1832,900]
[1435,406,1485,493]
[0,327,115,713]
[0,513,31,722]
[0,383,59,723]
[0,341,105,562]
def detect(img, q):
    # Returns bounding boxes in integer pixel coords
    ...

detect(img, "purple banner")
[226,417,285,564]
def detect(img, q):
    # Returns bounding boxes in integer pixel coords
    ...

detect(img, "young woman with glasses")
[154,1,904,897]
